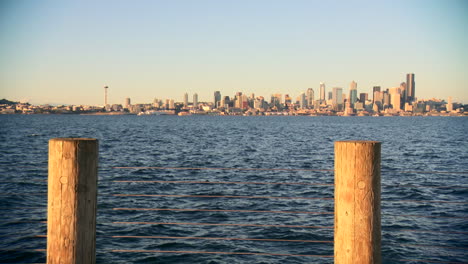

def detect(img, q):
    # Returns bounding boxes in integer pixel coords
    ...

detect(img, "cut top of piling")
[334,140,381,144]
[49,138,98,142]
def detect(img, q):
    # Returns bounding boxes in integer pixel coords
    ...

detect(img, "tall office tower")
[221,96,230,108]
[447,96,453,112]
[270,94,282,108]
[373,91,383,110]
[328,91,333,100]
[389,87,402,110]
[359,93,368,103]
[165,99,170,109]
[349,81,358,106]
[332,87,343,108]
[124,97,131,109]
[169,99,175,109]
[299,92,307,109]
[214,91,221,108]
[241,94,249,109]
[183,93,189,108]
[406,73,415,103]
[306,88,314,108]
[320,82,326,102]
[383,90,390,108]
[372,86,381,103]
[400,82,407,106]
[284,94,292,105]
[193,93,198,109]
[235,92,243,108]
[254,96,265,109]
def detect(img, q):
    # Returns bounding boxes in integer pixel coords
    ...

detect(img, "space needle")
[104,86,109,107]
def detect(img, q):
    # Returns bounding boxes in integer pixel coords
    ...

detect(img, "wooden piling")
[47,138,98,264]
[334,141,381,264]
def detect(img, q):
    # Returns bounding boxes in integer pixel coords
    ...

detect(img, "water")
[0,115,467,263]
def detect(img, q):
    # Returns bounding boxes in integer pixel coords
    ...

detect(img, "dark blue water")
[0,115,467,263]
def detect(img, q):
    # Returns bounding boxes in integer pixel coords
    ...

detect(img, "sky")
[0,0,467,105]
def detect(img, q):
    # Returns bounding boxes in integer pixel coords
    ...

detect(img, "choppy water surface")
[0,115,467,263]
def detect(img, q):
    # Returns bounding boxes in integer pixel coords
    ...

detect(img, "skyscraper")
[183,93,189,108]
[299,92,306,109]
[235,92,243,109]
[406,73,415,103]
[124,97,131,109]
[389,87,402,110]
[372,86,381,103]
[306,88,314,108]
[193,93,198,109]
[359,93,368,104]
[214,91,221,109]
[349,81,357,106]
[332,87,343,109]
[320,82,326,102]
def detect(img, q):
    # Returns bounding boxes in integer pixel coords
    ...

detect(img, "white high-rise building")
[193,93,198,109]
[183,93,189,108]
[389,87,402,110]
[320,82,326,102]
[447,97,453,112]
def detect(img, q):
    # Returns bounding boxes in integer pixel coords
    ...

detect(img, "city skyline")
[1,0,467,105]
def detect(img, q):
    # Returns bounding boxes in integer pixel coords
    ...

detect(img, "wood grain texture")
[47,138,98,264]
[334,141,381,264]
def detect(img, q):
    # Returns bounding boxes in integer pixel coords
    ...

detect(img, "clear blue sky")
[1,0,467,105]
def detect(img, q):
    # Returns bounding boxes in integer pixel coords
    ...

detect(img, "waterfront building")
[193,93,198,109]
[355,101,364,111]
[404,102,413,112]
[214,91,221,109]
[406,73,415,103]
[319,82,326,103]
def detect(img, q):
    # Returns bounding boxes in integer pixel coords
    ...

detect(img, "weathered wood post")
[334,141,381,264]
[47,138,98,264]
